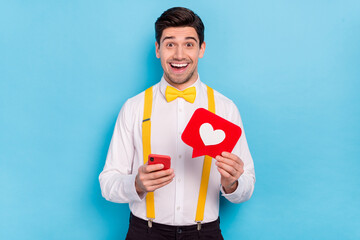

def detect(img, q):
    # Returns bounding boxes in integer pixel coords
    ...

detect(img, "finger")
[217,153,244,168]
[216,156,241,169]
[221,152,243,166]
[216,160,240,177]
[217,166,231,179]
[216,157,242,174]
[147,172,175,187]
[147,178,174,192]
[147,168,174,180]
[221,152,238,160]
[147,176,174,192]
[144,163,167,173]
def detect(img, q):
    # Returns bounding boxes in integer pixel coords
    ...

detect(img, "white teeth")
[171,63,188,67]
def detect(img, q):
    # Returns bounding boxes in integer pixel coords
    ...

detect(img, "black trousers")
[125,213,224,240]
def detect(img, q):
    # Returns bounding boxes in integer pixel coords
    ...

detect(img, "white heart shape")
[199,123,226,146]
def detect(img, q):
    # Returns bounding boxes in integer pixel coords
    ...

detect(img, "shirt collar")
[160,75,201,101]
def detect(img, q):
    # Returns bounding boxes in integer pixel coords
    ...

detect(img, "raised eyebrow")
[161,36,198,43]
[185,37,198,43]
[161,36,175,43]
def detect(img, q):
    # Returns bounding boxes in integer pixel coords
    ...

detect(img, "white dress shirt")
[99,76,255,226]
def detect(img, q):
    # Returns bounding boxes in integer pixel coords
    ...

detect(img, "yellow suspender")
[142,87,155,220]
[195,86,215,222]
[142,85,215,222]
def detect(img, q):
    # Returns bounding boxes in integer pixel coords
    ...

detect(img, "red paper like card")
[181,108,242,158]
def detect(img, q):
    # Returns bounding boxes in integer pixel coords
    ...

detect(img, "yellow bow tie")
[165,86,196,103]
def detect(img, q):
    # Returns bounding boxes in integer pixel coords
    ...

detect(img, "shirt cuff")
[123,174,144,202]
[220,177,244,202]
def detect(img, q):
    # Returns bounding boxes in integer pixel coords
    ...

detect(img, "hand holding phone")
[135,154,174,195]
[148,154,171,170]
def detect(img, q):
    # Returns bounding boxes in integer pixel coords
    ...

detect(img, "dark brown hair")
[155,7,205,47]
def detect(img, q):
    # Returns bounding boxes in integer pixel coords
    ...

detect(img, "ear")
[155,41,160,59]
[198,42,206,58]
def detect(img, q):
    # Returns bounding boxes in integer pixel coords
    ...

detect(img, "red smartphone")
[148,154,171,170]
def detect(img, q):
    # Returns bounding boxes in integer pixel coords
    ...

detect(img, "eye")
[166,43,174,47]
[186,42,194,47]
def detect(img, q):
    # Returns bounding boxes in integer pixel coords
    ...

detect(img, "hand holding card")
[181,108,242,158]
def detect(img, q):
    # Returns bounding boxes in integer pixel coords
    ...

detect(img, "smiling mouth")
[169,63,189,73]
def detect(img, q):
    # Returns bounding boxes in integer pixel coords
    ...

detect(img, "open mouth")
[169,63,189,73]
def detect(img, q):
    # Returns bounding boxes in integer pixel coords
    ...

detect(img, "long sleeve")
[99,100,142,203]
[219,100,256,203]
[98,78,255,225]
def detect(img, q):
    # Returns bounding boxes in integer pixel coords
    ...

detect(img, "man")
[99,7,255,240]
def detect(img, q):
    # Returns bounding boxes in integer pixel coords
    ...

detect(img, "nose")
[174,46,184,60]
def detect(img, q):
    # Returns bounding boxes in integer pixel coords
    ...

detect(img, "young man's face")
[156,27,206,90]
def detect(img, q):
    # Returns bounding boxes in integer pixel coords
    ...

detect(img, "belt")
[130,213,220,232]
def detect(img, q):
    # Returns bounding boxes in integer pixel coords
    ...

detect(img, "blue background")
[1,1,359,239]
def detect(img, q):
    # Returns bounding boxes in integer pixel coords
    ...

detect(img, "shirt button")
[179,108,182,112]
[177,206,180,211]
[179,155,182,159]
[178,178,181,183]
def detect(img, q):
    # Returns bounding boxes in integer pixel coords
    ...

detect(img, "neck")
[164,73,198,91]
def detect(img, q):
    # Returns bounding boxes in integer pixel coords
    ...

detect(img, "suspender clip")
[148,218,153,228]
[197,221,202,231]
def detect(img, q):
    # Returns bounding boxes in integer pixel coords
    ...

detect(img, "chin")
[166,73,195,86]
[168,77,190,85]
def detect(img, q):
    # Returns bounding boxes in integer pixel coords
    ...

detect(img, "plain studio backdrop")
[0,1,359,239]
